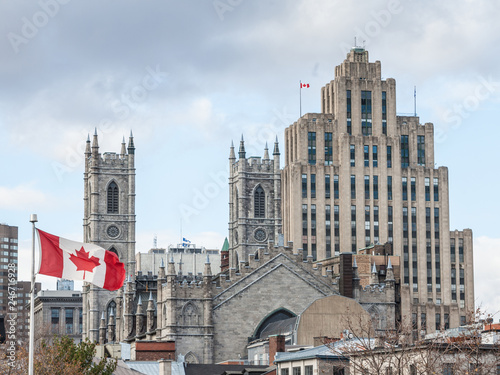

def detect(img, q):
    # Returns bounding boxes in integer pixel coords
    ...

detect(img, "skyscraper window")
[401,135,409,168]
[361,91,372,136]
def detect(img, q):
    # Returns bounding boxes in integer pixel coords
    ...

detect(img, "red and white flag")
[37,229,126,291]
[300,83,310,88]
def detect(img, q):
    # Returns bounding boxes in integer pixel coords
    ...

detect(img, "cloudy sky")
[1,0,499,315]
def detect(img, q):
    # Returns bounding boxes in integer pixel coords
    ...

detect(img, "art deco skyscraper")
[282,48,473,333]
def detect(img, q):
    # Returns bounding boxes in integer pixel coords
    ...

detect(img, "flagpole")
[28,214,38,375]
[414,85,417,117]
[299,80,302,118]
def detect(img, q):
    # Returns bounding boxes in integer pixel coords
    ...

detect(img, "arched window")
[107,182,119,213]
[108,247,119,259]
[182,302,199,326]
[253,308,296,340]
[254,186,265,218]
[185,352,199,364]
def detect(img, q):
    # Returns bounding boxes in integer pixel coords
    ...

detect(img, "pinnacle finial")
[101,311,106,320]
[353,257,358,268]
[263,142,270,160]
[85,134,91,154]
[128,130,135,154]
[273,136,280,155]
[92,128,99,150]
[205,254,210,264]
[137,294,142,305]
[229,140,236,160]
[149,291,153,301]
[387,258,393,269]
[372,262,377,273]
[160,257,165,268]
[120,136,127,155]
[239,134,246,159]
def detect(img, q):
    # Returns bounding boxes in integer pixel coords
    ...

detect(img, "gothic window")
[182,302,199,326]
[108,247,119,259]
[254,186,265,218]
[185,352,198,364]
[107,181,119,213]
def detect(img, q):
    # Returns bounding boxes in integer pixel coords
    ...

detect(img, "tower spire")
[121,136,126,156]
[371,262,379,285]
[273,135,280,155]
[238,134,246,159]
[92,128,99,155]
[85,134,91,155]
[229,140,236,160]
[128,130,135,155]
[263,142,269,160]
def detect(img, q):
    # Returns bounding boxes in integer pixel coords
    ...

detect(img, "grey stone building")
[228,137,282,269]
[30,290,82,346]
[79,131,397,361]
[82,131,136,343]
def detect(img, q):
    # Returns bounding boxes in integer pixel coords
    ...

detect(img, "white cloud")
[0,184,51,210]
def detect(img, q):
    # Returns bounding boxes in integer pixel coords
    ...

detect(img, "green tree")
[1,336,117,375]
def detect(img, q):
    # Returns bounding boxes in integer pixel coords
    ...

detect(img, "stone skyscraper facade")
[281,47,474,333]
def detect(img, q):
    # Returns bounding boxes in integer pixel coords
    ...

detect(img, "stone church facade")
[81,130,397,363]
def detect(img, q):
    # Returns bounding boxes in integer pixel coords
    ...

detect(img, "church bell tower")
[228,136,282,269]
[82,130,136,342]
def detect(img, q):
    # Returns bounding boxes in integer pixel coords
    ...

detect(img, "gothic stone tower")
[82,131,136,342]
[228,137,282,269]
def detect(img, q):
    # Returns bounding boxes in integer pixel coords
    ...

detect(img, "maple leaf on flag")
[69,246,101,278]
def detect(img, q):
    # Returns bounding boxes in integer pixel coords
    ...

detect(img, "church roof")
[221,237,230,252]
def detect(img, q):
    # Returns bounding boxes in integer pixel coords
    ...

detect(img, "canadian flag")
[300,83,310,88]
[37,229,126,291]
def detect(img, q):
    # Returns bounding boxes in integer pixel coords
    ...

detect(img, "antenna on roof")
[153,234,157,249]
[414,86,417,117]
[354,36,357,47]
